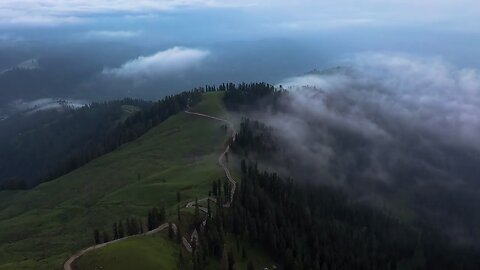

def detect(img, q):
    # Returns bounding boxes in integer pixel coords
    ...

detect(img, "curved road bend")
[184,110,237,206]
[183,110,237,246]
[64,223,170,270]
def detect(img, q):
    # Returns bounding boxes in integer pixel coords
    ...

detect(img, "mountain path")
[63,110,236,270]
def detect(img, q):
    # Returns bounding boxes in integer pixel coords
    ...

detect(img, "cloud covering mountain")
[279,53,480,152]
[253,53,480,244]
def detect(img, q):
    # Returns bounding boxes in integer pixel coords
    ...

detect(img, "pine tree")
[247,261,254,270]
[224,179,230,202]
[228,249,235,270]
[131,218,139,235]
[168,222,175,239]
[160,206,166,222]
[221,246,229,270]
[147,211,153,230]
[217,179,222,198]
[194,197,200,227]
[178,247,185,268]
[118,221,125,238]
[102,231,110,243]
[241,159,247,174]
[139,220,144,233]
[207,198,211,219]
[126,218,132,236]
[151,207,160,228]
[176,226,182,243]
[113,222,119,239]
[93,229,100,244]
[213,181,218,196]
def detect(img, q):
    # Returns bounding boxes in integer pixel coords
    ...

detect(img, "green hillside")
[0,92,227,270]
[75,231,275,270]
[0,99,151,189]
[75,233,182,270]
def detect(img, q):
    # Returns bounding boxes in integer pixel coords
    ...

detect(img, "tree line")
[0,90,202,190]
[0,98,150,190]
[192,156,480,269]
[222,82,283,110]
[231,117,278,157]
[1,82,280,190]
[93,206,166,245]
[44,90,203,186]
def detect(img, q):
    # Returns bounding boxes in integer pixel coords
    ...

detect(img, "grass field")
[0,92,228,270]
[74,233,183,270]
[73,93,274,270]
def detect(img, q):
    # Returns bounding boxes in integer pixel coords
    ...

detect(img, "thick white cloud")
[279,53,480,150]
[103,47,209,78]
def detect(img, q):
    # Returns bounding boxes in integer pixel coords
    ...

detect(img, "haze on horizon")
[0,0,479,110]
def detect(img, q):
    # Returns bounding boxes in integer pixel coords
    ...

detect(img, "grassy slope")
[75,100,274,270]
[75,233,182,270]
[0,92,227,270]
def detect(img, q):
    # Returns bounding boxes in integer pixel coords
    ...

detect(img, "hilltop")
[0,92,227,269]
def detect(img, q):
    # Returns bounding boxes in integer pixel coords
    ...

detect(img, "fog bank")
[258,54,480,244]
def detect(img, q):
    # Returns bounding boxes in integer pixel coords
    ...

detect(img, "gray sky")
[1,0,480,104]
[1,0,479,31]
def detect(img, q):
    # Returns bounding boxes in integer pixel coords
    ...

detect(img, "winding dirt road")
[185,110,237,207]
[63,223,170,270]
[64,110,237,270]
[182,110,237,250]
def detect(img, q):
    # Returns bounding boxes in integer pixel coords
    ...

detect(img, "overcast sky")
[1,0,479,31]
[1,0,479,104]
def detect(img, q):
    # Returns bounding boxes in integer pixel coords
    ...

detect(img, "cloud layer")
[279,53,480,152]
[8,98,85,113]
[1,0,479,31]
[103,47,209,78]
[260,53,480,243]
[263,53,480,192]
[0,0,244,26]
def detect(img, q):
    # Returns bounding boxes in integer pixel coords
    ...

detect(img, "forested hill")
[0,82,276,190]
[229,118,480,269]
[0,99,150,189]
[0,90,202,190]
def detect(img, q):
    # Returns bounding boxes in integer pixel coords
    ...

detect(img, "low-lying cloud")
[280,53,480,151]
[0,58,40,75]
[264,53,480,244]
[103,47,209,78]
[8,98,86,113]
